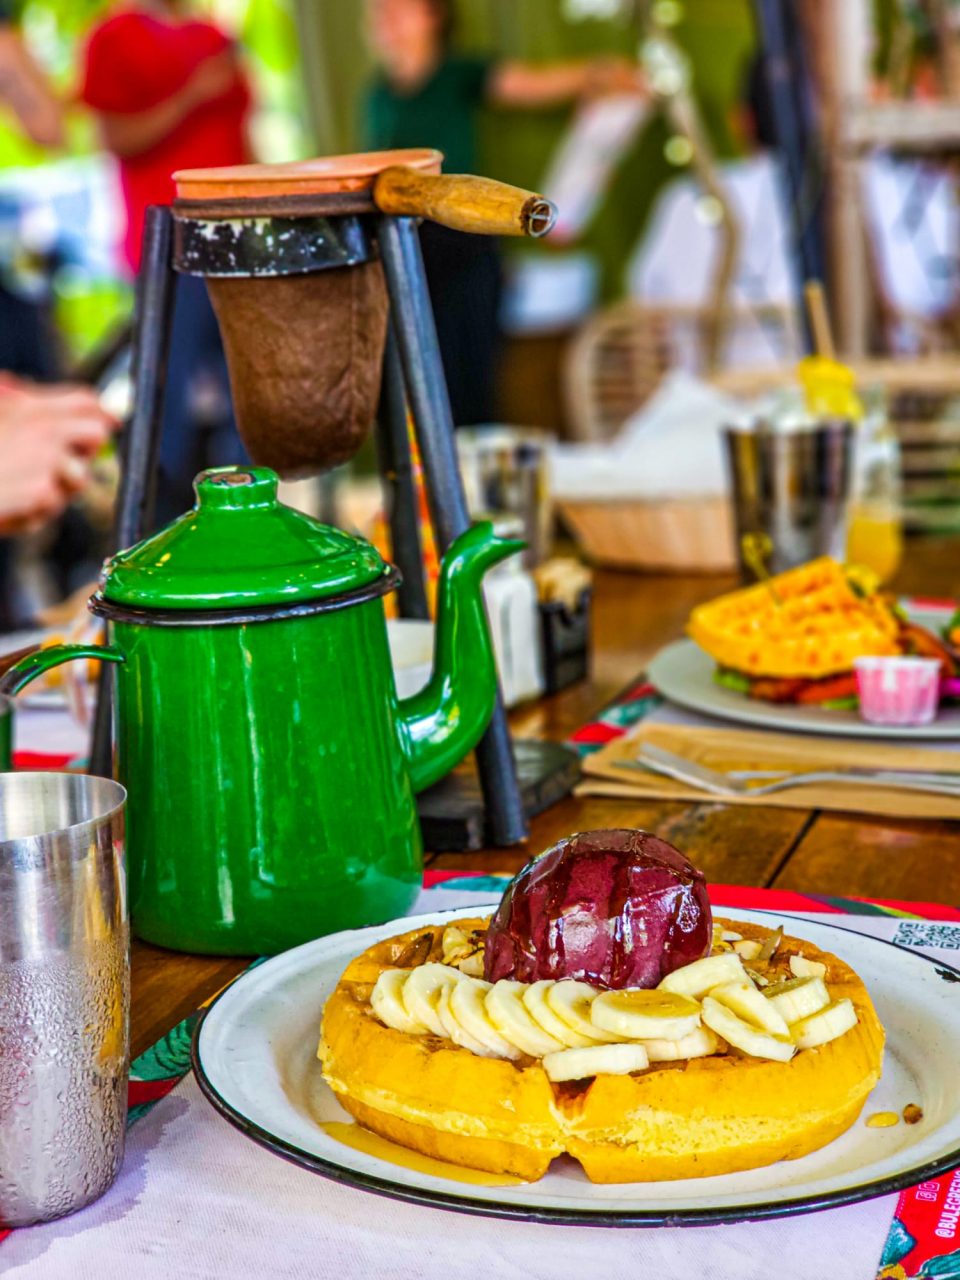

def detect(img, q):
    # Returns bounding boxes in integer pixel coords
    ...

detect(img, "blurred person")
[80,1,252,528]
[0,4,110,626]
[0,376,113,534]
[0,0,63,380]
[0,0,64,147]
[364,0,645,426]
[0,376,113,628]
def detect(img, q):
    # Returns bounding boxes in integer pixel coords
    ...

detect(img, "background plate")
[193,906,960,1227]
[648,632,960,740]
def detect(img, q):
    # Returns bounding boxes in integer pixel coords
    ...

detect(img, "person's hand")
[584,57,647,99]
[0,378,116,534]
[0,28,65,148]
[184,49,238,109]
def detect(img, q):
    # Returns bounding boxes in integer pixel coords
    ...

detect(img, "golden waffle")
[318,916,885,1184]
[687,558,901,679]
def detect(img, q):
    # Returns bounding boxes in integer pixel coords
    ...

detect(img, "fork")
[616,743,960,799]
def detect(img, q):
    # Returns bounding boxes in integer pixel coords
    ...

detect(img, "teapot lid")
[100,467,389,611]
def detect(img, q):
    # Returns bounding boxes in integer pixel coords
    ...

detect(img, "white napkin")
[551,370,741,501]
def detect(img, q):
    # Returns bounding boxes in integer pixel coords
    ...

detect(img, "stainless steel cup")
[457,426,553,567]
[0,773,128,1228]
[723,420,854,577]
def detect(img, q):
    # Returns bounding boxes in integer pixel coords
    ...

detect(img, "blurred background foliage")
[0,0,757,356]
[296,0,757,299]
[0,0,307,363]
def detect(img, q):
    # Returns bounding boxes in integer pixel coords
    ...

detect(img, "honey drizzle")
[320,1122,527,1186]
[866,1111,900,1129]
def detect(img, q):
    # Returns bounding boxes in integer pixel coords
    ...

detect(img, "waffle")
[687,558,901,679]
[318,916,885,1183]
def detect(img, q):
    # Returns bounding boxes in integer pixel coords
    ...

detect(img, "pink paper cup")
[854,657,942,727]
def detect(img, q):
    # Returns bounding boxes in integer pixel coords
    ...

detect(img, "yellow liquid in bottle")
[846,506,904,584]
[320,1122,527,1186]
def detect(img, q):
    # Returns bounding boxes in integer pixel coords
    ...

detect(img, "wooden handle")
[373,167,556,238]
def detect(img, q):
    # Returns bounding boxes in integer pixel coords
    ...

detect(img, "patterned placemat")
[568,678,662,757]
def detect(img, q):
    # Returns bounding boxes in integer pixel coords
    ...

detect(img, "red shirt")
[80,8,251,271]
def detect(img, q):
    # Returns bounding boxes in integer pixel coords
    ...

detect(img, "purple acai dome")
[483,829,712,990]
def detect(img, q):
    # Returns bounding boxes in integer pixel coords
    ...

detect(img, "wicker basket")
[557,300,794,572]
[557,495,736,573]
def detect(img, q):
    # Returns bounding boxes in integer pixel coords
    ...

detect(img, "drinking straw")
[804,280,836,360]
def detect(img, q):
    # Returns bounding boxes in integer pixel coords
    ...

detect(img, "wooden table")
[129,542,960,1057]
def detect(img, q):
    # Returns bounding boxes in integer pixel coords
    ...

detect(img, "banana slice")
[402,962,462,1037]
[732,939,762,961]
[701,995,796,1062]
[522,981,599,1049]
[542,1042,650,1083]
[642,1027,721,1061]
[545,981,622,1044]
[486,980,566,1057]
[791,998,858,1049]
[764,975,830,1025]
[708,979,790,1036]
[370,969,429,1035]
[448,977,521,1059]
[590,988,701,1041]
[659,951,746,999]
[790,954,827,979]
[436,984,498,1057]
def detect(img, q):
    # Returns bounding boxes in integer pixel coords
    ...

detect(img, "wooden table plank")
[772,811,960,905]
[428,795,810,889]
[890,541,960,599]
[130,943,249,1060]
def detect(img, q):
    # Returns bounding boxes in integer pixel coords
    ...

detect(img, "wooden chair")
[563,299,799,442]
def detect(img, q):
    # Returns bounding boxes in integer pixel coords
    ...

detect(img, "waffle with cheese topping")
[687,558,901,679]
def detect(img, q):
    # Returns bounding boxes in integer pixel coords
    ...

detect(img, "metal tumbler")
[457,426,553,568]
[0,773,128,1228]
[723,420,854,577]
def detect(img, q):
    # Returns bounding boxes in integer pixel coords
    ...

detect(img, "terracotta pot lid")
[174,149,443,201]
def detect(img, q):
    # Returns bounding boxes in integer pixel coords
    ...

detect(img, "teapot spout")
[397,521,523,792]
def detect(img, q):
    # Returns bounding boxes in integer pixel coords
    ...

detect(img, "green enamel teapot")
[0,467,520,955]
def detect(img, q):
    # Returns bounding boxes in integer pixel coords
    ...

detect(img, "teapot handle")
[0,644,123,697]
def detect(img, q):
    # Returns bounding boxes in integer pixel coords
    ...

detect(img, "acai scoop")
[483,829,712,990]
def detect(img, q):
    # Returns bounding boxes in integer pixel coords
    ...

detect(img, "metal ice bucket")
[723,420,854,577]
[0,773,128,1227]
[457,426,553,568]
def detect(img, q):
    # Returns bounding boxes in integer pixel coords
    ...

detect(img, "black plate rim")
[190,906,960,1229]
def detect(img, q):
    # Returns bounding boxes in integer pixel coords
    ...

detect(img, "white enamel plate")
[193,906,960,1227]
[648,637,960,740]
